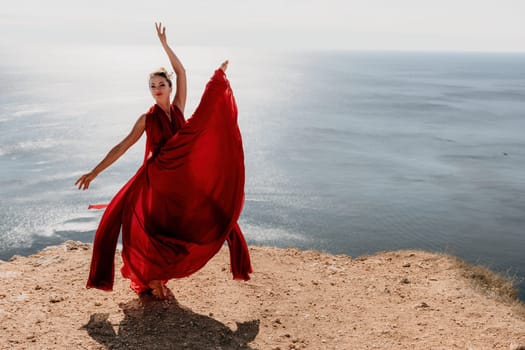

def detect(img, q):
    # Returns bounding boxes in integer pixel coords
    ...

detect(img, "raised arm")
[75,114,146,190]
[156,22,187,114]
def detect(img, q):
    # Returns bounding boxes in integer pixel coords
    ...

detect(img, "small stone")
[416,302,430,309]
[65,241,79,250]
[11,293,29,302]
[401,278,410,284]
[33,256,63,267]
[402,263,411,268]
[34,285,42,290]
[94,302,102,306]
[49,296,64,303]
[0,271,22,278]
[64,240,90,251]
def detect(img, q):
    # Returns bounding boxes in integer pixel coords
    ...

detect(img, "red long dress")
[86,69,252,293]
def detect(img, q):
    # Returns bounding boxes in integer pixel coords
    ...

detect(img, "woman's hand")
[155,22,168,46]
[75,171,97,190]
[219,60,229,72]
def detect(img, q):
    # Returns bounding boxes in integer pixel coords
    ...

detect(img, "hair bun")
[149,67,174,87]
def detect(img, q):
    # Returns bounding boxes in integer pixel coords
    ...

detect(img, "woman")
[75,23,252,299]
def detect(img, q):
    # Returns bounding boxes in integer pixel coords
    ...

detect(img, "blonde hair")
[149,67,173,87]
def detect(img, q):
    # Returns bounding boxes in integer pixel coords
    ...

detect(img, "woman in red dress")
[75,23,252,299]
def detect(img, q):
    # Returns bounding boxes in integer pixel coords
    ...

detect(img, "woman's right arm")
[75,114,146,190]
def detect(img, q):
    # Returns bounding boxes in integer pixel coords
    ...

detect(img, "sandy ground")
[0,241,524,350]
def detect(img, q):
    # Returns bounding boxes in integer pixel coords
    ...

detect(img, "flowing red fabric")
[86,69,252,292]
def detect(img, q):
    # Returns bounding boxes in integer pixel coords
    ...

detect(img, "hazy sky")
[2,0,524,51]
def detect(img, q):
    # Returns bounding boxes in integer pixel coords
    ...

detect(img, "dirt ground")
[0,241,524,349]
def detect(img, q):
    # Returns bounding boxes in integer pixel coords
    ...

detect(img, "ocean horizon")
[1,46,524,300]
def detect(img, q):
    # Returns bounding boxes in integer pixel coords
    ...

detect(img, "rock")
[10,294,29,302]
[1,243,525,349]
[0,271,21,278]
[416,302,430,309]
[64,241,90,251]
[49,296,64,303]
[402,263,411,268]
[33,256,63,267]
[328,266,344,274]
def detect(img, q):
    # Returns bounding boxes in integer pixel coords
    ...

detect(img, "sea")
[1,45,524,300]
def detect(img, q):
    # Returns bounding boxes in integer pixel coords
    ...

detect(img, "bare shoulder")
[130,114,147,134]
[137,113,147,125]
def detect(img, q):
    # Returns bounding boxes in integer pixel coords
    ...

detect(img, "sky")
[1,0,525,52]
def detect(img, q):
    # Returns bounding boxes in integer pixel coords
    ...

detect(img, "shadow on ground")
[83,295,260,349]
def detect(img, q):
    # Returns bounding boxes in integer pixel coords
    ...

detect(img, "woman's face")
[149,76,172,103]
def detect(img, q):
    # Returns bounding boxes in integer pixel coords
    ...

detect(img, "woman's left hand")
[155,22,168,46]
